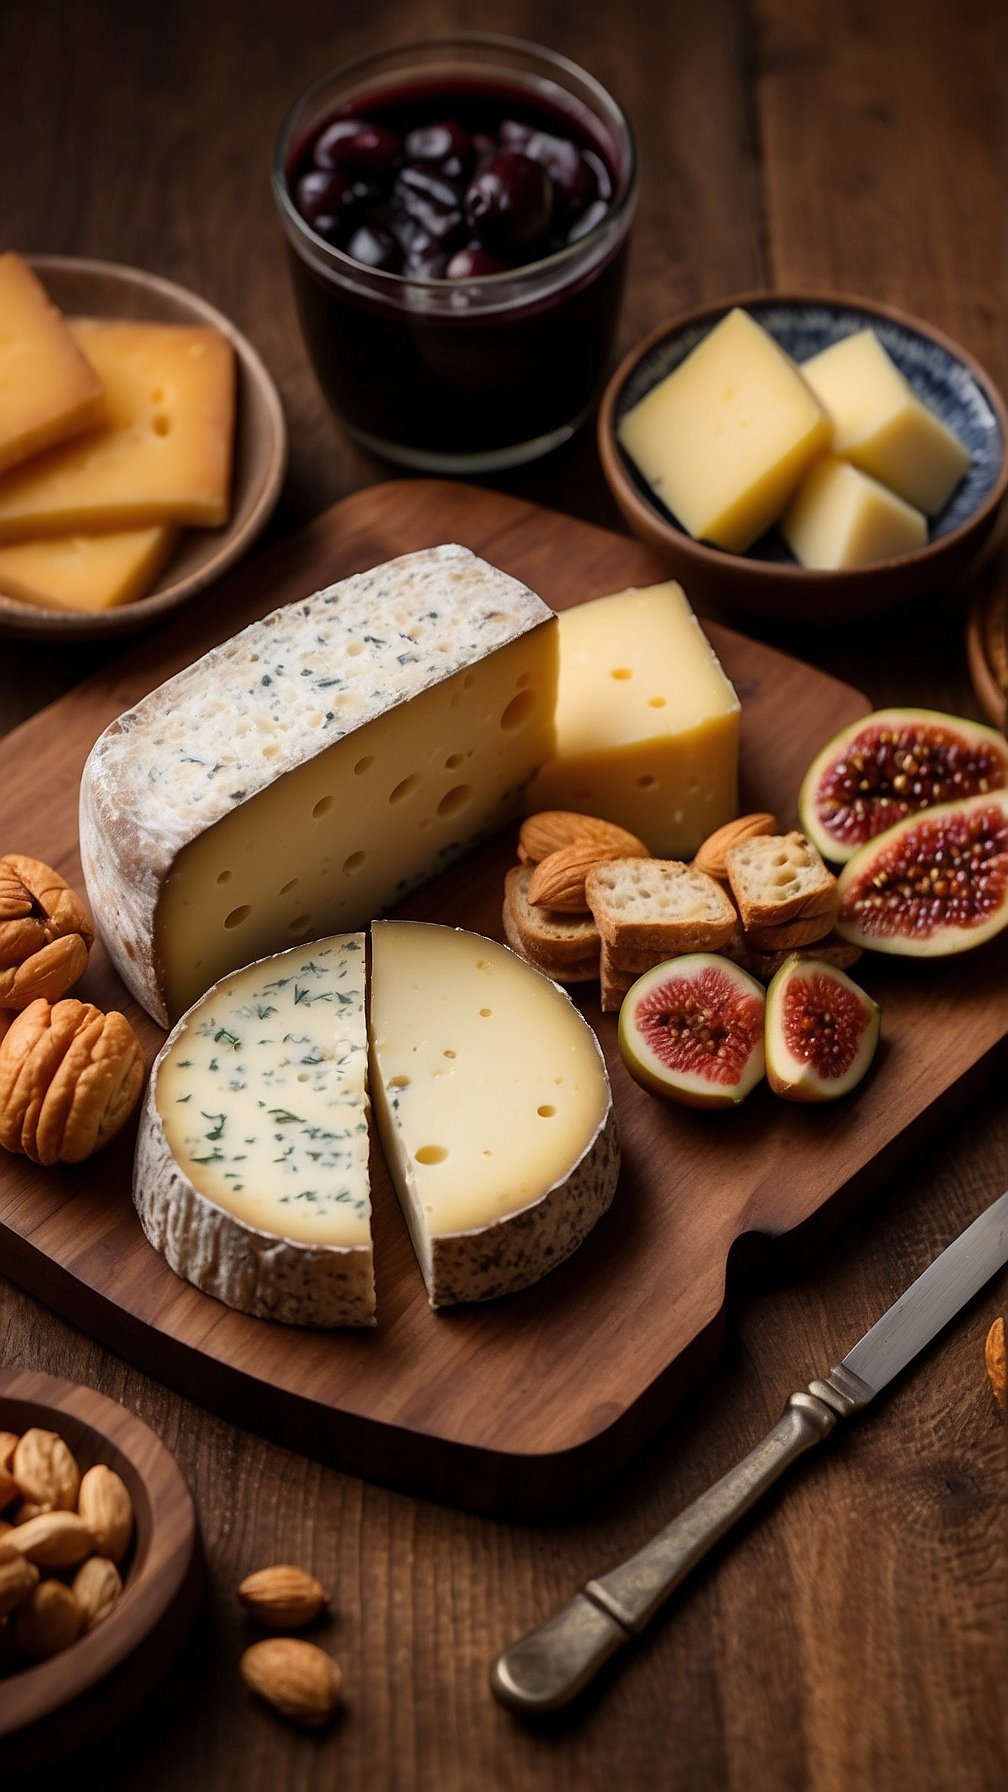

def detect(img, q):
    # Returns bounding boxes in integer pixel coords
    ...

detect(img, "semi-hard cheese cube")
[134,934,375,1326]
[781,456,927,570]
[80,545,558,1027]
[799,329,971,514]
[0,524,177,611]
[368,921,619,1308]
[618,307,831,551]
[523,581,739,856]
[0,317,235,540]
[0,252,105,474]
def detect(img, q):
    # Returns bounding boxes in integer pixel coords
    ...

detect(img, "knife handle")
[492,1379,860,1715]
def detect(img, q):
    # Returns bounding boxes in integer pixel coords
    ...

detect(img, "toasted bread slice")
[502,899,599,984]
[725,831,836,929]
[585,858,737,953]
[503,865,601,968]
[723,923,863,981]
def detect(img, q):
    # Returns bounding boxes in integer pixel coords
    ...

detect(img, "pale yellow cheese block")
[617,307,832,552]
[799,329,971,514]
[524,580,740,856]
[0,252,105,474]
[0,524,177,611]
[781,456,927,570]
[0,317,235,541]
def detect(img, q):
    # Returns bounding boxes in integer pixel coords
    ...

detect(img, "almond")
[237,1564,329,1630]
[240,1636,343,1729]
[518,811,649,865]
[985,1315,1007,1411]
[692,812,778,883]
[77,1462,133,1562]
[13,1578,84,1660]
[0,1431,17,1472]
[528,839,648,913]
[72,1554,123,1630]
[5,1509,94,1568]
[0,1550,39,1618]
[12,1426,80,1511]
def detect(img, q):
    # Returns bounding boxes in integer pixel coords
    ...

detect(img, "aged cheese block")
[0,318,235,540]
[134,934,375,1326]
[617,307,831,552]
[0,523,177,611]
[523,581,740,856]
[368,921,620,1308]
[780,456,927,570]
[799,328,971,515]
[0,253,105,474]
[80,545,558,1026]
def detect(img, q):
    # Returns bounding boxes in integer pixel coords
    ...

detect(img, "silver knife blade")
[842,1186,1008,1398]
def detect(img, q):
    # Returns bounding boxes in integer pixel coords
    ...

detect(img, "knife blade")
[491,1188,1008,1716]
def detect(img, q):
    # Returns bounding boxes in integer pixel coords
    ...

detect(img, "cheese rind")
[799,329,971,514]
[618,308,831,551]
[368,921,619,1307]
[524,581,739,856]
[0,525,177,611]
[79,545,558,1026]
[0,318,235,540]
[780,456,927,569]
[0,253,105,474]
[134,933,375,1327]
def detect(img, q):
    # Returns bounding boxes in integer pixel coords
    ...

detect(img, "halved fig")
[836,789,1008,956]
[617,953,765,1108]
[799,708,1008,864]
[765,957,880,1102]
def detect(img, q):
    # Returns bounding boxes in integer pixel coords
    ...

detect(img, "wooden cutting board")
[2,480,1005,1517]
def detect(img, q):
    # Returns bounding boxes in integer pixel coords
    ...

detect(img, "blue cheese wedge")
[133,934,374,1327]
[368,921,620,1307]
[80,544,558,1027]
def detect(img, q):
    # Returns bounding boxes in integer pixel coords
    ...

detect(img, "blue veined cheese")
[133,934,375,1326]
[368,921,620,1308]
[79,544,558,1027]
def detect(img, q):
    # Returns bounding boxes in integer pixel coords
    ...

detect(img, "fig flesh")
[617,953,765,1108]
[836,789,1008,956]
[799,708,1008,865]
[765,957,880,1102]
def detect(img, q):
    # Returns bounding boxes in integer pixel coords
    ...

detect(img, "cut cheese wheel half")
[368,920,620,1309]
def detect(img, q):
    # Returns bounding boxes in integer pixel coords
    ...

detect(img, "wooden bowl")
[598,291,1008,628]
[0,256,287,641]
[0,1368,202,1769]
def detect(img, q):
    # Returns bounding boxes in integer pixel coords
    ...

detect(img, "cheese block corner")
[367,920,620,1308]
[79,544,558,1026]
[133,932,375,1327]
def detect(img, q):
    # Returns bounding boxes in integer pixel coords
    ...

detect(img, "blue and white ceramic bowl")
[598,292,1008,628]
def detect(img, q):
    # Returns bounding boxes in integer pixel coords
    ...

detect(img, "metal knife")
[491,1187,1008,1716]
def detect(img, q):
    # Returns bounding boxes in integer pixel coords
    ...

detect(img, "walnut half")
[0,997,144,1165]
[0,855,94,1009]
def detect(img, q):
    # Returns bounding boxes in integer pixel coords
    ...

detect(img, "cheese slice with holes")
[368,921,619,1308]
[80,545,558,1026]
[0,524,177,611]
[0,252,105,474]
[134,934,374,1326]
[0,317,235,540]
[524,581,739,856]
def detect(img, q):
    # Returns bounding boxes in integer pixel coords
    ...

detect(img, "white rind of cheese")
[368,921,620,1308]
[134,934,375,1327]
[79,545,558,1026]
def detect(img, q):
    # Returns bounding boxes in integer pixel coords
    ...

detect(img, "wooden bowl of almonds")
[0,1367,201,1769]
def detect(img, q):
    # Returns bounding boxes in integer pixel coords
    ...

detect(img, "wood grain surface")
[1,1,1006,1788]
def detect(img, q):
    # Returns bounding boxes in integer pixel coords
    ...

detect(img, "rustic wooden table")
[2,1,1006,1787]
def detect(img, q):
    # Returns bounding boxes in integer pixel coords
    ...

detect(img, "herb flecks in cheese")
[135,934,375,1327]
[80,545,558,1025]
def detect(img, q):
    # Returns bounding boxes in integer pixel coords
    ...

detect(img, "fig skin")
[835,789,1008,957]
[764,956,880,1103]
[798,707,1008,865]
[617,953,766,1109]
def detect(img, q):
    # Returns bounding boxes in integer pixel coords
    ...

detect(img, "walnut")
[0,855,94,1009]
[0,997,144,1165]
